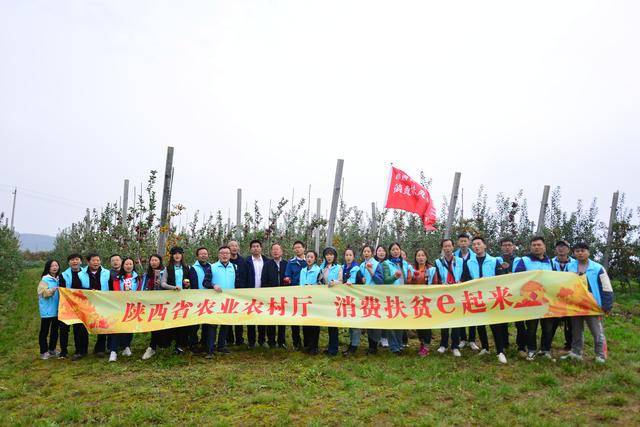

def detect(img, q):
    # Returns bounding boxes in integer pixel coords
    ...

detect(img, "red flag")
[384,166,437,231]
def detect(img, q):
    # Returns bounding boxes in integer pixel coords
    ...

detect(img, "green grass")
[1,269,639,426]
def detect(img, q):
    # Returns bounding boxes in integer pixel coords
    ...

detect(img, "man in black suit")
[261,243,289,348]
[245,239,270,348]
[227,240,248,346]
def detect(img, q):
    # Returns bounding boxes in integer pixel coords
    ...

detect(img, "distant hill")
[18,233,55,252]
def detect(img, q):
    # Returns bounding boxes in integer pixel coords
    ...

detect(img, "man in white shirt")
[245,239,269,348]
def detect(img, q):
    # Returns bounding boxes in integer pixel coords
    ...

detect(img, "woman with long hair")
[319,247,343,356]
[37,260,61,359]
[373,242,414,355]
[408,249,436,357]
[141,254,167,360]
[160,247,191,355]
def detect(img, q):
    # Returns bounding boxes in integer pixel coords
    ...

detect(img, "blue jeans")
[204,324,228,353]
[349,328,362,347]
[387,330,404,352]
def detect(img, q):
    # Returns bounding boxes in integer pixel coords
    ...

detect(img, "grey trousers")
[571,316,606,358]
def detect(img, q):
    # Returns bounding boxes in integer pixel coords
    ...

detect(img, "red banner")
[384,166,436,230]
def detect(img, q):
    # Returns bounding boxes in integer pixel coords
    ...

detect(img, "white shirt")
[252,256,264,288]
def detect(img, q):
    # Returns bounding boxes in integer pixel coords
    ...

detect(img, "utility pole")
[444,172,461,238]
[157,146,174,255]
[10,187,17,230]
[236,188,242,239]
[314,198,321,254]
[122,179,129,228]
[326,159,344,247]
[536,185,550,235]
[602,191,619,269]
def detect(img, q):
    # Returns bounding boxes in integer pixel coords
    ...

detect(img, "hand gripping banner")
[58,271,603,334]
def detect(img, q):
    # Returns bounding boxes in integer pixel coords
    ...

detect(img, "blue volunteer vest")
[191,262,213,290]
[61,267,90,289]
[359,258,379,285]
[39,275,60,318]
[299,265,321,286]
[466,254,499,279]
[435,256,464,283]
[568,259,604,307]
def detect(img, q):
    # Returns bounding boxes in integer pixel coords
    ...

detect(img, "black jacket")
[230,254,249,289]
[261,259,288,288]
[245,255,270,288]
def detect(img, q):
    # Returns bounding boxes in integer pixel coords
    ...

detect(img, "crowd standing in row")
[37,234,613,365]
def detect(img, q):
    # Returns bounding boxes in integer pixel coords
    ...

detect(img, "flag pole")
[376,163,393,247]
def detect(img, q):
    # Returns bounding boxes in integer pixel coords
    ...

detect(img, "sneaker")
[452,349,462,357]
[48,350,60,357]
[478,349,490,356]
[277,343,287,350]
[40,352,52,360]
[459,340,467,349]
[560,352,583,361]
[122,347,132,357]
[174,347,185,355]
[498,353,507,364]
[539,351,553,360]
[141,347,156,360]
[380,338,389,348]
[71,353,85,361]
[595,356,606,364]
[437,346,446,354]
[469,342,480,351]
[418,345,429,357]
[58,353,67,360]
[204,352,215,359]
[261,342,271,349]
[108,351,117,362]
[526,351,537,361]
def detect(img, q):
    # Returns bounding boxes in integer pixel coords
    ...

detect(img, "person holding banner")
[497,237,524,356]
[319,246,343,356]
[159,247,190,356]
[188,247,213,353]
[341,247,362,356]
[373,245,390,348]
[140,254,171,360]
[514,236,556,361]
[203,246,236,358]
[284,240,307,351]
[85,253,111,358]
[246,240,269,349]
[261,242,288,349]
[299,250,321,355]
[552,240,574,351]
[408,249,436,357]
[433,239,464,357]
[561,242,613,363]
[37,260,61,359]
[454,233,477,350]
[107,257,138,362]
[60,253,89,360]
[227,240,248,346]
[464,237,508,364]
[357,245,382,355]
[373,242,413,355]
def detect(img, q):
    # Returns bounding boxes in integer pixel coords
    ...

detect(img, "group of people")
[37,234,613,365]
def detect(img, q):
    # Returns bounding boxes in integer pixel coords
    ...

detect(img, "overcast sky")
[0,1,637,236]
